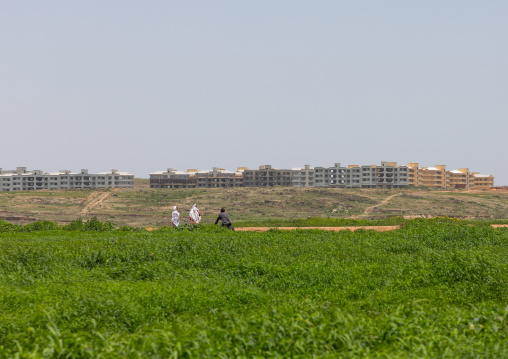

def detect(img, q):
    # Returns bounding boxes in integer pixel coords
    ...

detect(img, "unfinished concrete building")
[149,167,245,189]
[147,162,495,190]
[193,167,244,188]
[291,165,315,187]
[243,165,292,187]
[0,167,134,191]
[149,169,196,188]
[315,162,409,188]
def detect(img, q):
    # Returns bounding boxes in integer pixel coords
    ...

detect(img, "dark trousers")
[222,223,235,231]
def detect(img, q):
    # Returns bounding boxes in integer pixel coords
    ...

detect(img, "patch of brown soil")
[234,226,401,232]
[81,192,113,215]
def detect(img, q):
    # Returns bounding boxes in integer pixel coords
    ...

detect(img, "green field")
[1,220,508,357]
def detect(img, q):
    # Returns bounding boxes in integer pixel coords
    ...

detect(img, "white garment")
[172,206,180,226]
[189,204,201,223]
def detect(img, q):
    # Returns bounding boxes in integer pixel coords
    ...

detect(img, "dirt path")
[234,226,401,232]
[144,226,401,232]
[358,193,402,216]
[145,224,508,232]
[81,192,112,215]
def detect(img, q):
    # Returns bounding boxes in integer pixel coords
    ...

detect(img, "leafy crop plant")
[1,219,508,357]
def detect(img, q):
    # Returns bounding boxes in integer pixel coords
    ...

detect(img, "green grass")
[1,220,508,357]
[235,216,508,227]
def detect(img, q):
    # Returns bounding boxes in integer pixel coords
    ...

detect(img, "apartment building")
[0,167,134,191]
[149,169,196,188]
[193,167,244,188]
[149,167,245,188]
[291,165,315,187]
[449,169,474,189]
[315,162,409,188]
[147,163,495,190]
[243,165,292,187]
[408,163,494,189]
[407,164,448,188]
[422,165,449,188]
[472,173,495,189]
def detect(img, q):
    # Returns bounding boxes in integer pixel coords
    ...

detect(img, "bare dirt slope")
[0,181,507,227]
[81,192,113,215]
[355,193,402,217]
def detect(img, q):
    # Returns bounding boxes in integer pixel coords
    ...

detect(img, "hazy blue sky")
[1,1,507,183]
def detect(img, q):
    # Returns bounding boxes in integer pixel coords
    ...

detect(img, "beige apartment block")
[407,163,494,189]
[407,163,449,188]
[449,168,474,189]
[423,165,449,188]
[472,173,495,189]
[407,163,420,186]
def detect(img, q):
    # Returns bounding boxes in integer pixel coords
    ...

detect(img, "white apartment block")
[0,167,134,191]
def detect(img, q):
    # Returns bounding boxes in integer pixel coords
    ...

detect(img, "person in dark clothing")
[215,208,235,231]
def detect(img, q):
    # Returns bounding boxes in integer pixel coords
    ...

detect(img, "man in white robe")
[172,206,180,227]
[189,204,201,224]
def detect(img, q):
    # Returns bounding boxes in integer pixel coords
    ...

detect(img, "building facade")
[472,173,495,189]
[0,167,133,191]
[290,165,315,187]
[149,169,196,189]
[149,167,244,189]
[315,162,409,188]
[407,163,494,189]
[148,162,495,190]
[193,168,244,188]
[449,169,474,189]
[243,165,292,187]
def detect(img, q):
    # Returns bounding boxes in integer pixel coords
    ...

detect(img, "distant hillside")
[0,185,507,227]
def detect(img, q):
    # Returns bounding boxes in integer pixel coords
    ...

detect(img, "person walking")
[171,206,180,227]
[189,204,201,224]
[215,208,234,230]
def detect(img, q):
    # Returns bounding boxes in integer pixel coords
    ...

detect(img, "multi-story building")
[315,163,353,188]
[148,163,495,190]
[243,165,292,187]
[0,167,133,191]
[291,165,315,187]
[448,169,474,189]
[408,164,494,189]
[315,162,409,188]
[472,173,495,189]
[149,169,196,189]
[149,167,245,188]
[408,164,449,188]
[421,165,449,188]
[193,167,244,188]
